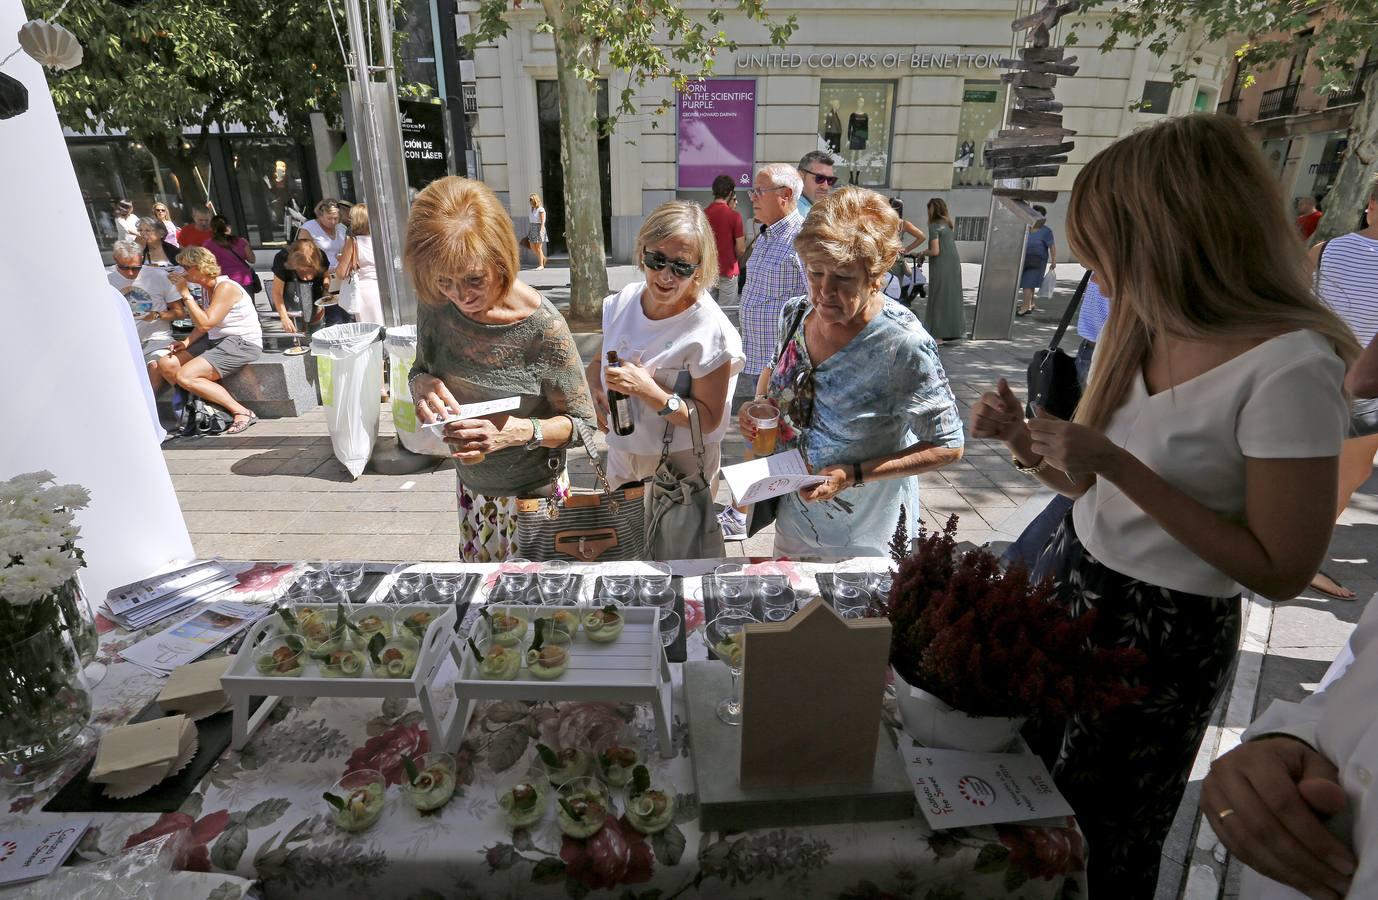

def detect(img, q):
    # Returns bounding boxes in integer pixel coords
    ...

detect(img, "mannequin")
[823,102,842,154]
[847,96,870,184]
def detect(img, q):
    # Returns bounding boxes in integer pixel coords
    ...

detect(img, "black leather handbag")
[1025,271,1092,420]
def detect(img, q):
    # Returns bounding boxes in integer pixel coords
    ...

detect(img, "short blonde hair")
[348,203,370,236]
[529,193,542,207]
[635,201,719,297]
[176,245,221,279]
[405,177,520,306]
[795,187,900,282]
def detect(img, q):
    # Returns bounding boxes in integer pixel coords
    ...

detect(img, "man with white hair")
[721,162,808,539]
[107,239,183,383]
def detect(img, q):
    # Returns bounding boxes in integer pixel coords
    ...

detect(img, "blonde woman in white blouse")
[970,114,1358,897]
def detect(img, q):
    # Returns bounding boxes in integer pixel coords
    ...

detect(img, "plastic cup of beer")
[747,403,779,456]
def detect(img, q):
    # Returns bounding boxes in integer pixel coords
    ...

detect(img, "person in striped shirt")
[1306,175,1378,599]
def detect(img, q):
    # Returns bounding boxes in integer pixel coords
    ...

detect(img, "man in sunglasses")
[107,240,185,382]
[796,150,838,217]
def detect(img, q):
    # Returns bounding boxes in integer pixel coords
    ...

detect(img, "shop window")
[818,81,896,188]
[952,80,1006,189]
[68,139,208,251]
[1140,81,1173,114]
[227,136,309,247]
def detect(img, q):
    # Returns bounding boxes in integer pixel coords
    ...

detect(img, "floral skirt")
[1028,512,1242,897]
[455,473,569,563]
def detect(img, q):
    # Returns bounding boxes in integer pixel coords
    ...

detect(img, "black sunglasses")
[116,263,144,273]
[642,250,699,279]
[800,168,839,187]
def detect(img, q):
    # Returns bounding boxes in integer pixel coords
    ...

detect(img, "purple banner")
[677,79,756,190]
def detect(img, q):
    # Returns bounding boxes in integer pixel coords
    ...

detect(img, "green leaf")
[535,742,561,768]
[1004,865,1029,892]
[209,821,249,870]
[335,603,345,632]
[558,797,583,821]
[531,857,566,884]
[630,764,650,797]
[467,636,484,662]
[530,617,545,653]
[275,605,297,632]
[603,603,619,617]
[479,606,492,624]
[650,824,685,865]
[488,723,531,774]
[973,842,1010,873]
[402,755,421,787]
[321,791,345,810]
[368,632,385,664]
[243,797,290,829]
[928,830,961,859]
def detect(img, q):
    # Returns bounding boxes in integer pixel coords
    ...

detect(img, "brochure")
[421,396,522,436]
[900,745,1074,830]
[120,601,265,677]
[720,449,828,505]
[0,819,91,887]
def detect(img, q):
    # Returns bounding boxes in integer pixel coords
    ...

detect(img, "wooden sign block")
[994,187,1060,202]
[1010,108,1063,129]
[1019,99,1065,113]
[1002,71,1059,90]
[1020,47,1067,62]
[1012,1,1078,33]
[988,154,1068,169]
[1013,86,1056,102]
[999,57,1079,75]
[998,125,1077,139]
[993,164,1062,179]
[739,598,891,788]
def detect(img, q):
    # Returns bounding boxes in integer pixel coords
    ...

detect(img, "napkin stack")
[157,656,233,720]
[89,716,197,798]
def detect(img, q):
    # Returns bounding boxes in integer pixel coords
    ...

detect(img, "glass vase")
[53,574,105,686]
[0,597,95,783]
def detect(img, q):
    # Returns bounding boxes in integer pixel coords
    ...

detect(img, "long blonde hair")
[1069,114,1359,432]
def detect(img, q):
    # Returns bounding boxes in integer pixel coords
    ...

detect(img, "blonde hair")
[1069,113,1359,432]
[927,197,953,228]
[286,239,327,275]
[529,194,542,208]
[405,177,520,306]
[348,203,370,236]
[176,245,221,279]
[635,201,719,297]
[794,187,901,282]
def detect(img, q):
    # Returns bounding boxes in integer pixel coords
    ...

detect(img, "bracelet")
[1011,453,1048,476]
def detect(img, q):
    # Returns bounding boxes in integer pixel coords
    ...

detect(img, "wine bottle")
[606,351,635,436]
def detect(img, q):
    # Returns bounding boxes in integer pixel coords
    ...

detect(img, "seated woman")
[738,187,965,557]
[156,245,264,435]
[136,218,179,268]
[270,239,332,334]
[404,177,595,562]
[585,201,744,489]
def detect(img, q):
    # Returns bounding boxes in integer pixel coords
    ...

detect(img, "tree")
[466,1,796,322]
[29,0,408,209]
[1071,1,1378,242]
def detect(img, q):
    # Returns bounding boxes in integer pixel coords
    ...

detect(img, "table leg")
[653,651,675,758]
[232,694,281,750]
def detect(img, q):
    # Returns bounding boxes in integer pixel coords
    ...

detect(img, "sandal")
[224,413,258,435]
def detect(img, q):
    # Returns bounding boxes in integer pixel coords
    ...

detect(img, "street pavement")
[164,260,1375,900]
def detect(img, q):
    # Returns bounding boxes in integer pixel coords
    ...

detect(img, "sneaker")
[718,507,748,542]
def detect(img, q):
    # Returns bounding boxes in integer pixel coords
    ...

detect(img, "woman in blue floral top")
[737,187,965,557]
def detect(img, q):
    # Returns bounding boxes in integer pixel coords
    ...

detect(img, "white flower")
[0,518,26,541]
[5,530,66,558]
[28,548,80,582]
[46,485,90,510]
[19,507,72,530]
[4,563,63,600]
[0,571,39,606]
[8,470,55,486]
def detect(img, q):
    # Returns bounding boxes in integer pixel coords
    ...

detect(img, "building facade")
[463,0,1229,262]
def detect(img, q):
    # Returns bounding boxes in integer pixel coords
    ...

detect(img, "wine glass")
[657,609,682,648]
[537,560,573,605]
[388,565,429,604]
[600,563,636,606]
[703,611,759,726]
[496,557,534,601]
[637,563,672,606]
[326,561,365,597]
[713,564,750,613]
[431,572,467,602]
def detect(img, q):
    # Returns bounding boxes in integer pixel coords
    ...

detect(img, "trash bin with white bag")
[383,325,451,457]
[311,322,384,478]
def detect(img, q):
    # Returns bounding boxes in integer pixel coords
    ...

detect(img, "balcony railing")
[1259,82,1301,119]
[1217,97,1240,117]
[1328,63,1378,108]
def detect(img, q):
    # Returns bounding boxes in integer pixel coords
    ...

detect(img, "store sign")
[677,79,756,190]
[736,49,1002,70]
[399,99,448,192]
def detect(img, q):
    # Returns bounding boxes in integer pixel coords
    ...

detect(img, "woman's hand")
[411,373,460,424]
[970,378,1028,444]
[168,340,188,354]
[603,360,659,401]
[799,465,849,503]
[279,314,298,335]
[442,415,520,463]
[737,397,776,441]
[1026,410,1124,479]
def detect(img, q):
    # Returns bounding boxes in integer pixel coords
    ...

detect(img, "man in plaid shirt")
[740,163,808,382]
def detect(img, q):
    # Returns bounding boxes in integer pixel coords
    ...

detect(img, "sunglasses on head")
[642,250,699,279]
[800,168,839,187]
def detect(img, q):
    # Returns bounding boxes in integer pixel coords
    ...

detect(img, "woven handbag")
[515,419,647,562]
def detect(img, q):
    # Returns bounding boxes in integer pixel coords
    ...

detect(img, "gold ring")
[1217,808,1235,821]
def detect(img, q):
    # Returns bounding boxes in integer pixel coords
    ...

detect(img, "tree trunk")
[144,135,211,214]
[1315,70,1378,242]
[548,10,609,323]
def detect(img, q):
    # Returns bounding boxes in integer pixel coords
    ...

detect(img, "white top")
[207,276,264,346]
[529,206,545,225]
[302,218,347,268]
[1239,591,1378,899]
[107,265,181,344]
[160,223,180,248]
[1072,329,1346,597]
[600,281,745,455]
[1317,232,1378,348]
[353,234,377,281]
[115,213,140,242]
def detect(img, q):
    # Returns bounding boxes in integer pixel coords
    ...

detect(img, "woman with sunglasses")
[738,187,964,557]
[151,203,180,247]
[587,201,745,490]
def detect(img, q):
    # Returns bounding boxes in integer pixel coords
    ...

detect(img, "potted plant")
[0,470,95,781]
[881,515,1145,751]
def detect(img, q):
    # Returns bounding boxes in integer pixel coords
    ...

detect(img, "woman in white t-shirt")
[970,115,1357,895]
[159,245,265,435]
[585,201,744,491]
[522,194,548,270]
[297,198,347,268]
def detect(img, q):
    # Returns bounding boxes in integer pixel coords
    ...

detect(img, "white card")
[421,396,523,436]
[0,819,92,887]
[720,449,828,505]
[901,745,1074,830]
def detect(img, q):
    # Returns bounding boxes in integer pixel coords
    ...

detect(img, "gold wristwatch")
[1012,453,1048,476]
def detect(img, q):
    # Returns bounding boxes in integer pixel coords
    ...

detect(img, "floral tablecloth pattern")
[0,562,1087,899]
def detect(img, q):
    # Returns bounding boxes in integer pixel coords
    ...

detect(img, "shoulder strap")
[659,397,707,475]
[769,301,809,369]
[1046,271,1091,354]
[1314,239,1329,292]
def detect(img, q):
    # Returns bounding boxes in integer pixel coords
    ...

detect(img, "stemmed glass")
[496,557,534,601]
[283,310,308,356]
[388,565,430,604]
[703,611,759,726]
[326,561,365,599]
[600,563,636,606]
[637,563,673,607]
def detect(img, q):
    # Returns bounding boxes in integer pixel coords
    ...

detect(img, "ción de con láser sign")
[736,49,1003,70]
